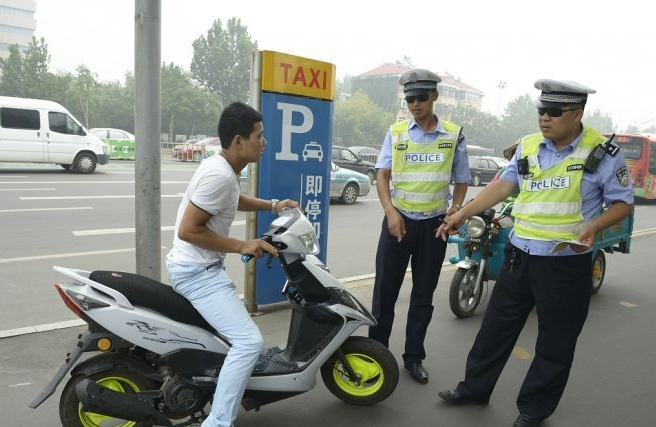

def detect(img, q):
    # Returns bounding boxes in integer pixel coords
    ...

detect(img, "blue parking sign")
[255,93,333,304]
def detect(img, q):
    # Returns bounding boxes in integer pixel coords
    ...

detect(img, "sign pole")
[245,50,262,314]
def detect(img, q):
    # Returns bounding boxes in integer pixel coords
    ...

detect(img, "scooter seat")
[88,270,216,334]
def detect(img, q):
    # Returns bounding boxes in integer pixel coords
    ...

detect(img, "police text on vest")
[525,176,571,192]
[404,153,444,163]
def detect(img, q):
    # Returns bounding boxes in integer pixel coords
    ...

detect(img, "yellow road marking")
[619,301,638,308]
[512,346,532,360]
[631,227,656,238]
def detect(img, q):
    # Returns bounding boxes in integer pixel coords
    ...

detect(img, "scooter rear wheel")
[59,367,158,427]
[449,267,484,318]
[321,336,399,405]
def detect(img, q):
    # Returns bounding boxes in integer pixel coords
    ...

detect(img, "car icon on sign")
[302,142,323,162]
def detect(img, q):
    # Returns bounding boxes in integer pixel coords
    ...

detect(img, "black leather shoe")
[437,388,489,405]
[405,362,428,384]
[512,414,541,427]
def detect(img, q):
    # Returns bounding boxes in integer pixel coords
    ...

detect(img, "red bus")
[607,133,656,200]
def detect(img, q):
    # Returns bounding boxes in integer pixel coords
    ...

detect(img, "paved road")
[3,232,656,426]
[0,160,410,331]
[2,160,656,426]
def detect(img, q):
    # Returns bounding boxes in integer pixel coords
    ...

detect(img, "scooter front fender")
[455,259,479,270]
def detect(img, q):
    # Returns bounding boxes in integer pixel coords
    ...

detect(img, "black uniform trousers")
[456,242,593,420]
[369,213,447,365]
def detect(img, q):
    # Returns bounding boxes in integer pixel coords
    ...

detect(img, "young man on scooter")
[435,80,633,427]
[166,102,298,427]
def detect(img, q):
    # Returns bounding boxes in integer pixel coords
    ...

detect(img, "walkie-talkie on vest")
[583,133,616,173]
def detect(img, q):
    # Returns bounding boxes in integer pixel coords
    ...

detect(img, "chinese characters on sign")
[305,175,323,238]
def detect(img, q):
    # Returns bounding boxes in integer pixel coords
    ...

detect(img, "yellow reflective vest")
[390,119,461,212]
[513,126,606,241]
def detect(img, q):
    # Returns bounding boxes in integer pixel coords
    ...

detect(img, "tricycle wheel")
[449,267,484,318]
[591,250,606,295]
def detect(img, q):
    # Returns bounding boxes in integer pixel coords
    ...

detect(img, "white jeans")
[166,260,264,427]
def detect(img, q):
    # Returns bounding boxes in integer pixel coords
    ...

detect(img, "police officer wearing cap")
[435,80,633,427]
[369,68,470,384]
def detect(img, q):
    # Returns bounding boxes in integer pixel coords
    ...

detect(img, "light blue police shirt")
[376,116,470,220]
[500,130,634,256]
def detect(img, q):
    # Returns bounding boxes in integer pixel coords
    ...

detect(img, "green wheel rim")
[78,376,141,427]
[332,353,384,396]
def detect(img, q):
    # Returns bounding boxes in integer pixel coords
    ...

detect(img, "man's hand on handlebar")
[275,199,300,214]
[239,238,277,259]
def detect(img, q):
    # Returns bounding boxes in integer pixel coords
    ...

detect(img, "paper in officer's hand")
[549,239,591,254]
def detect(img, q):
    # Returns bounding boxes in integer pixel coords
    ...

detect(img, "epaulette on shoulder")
[605,141,620,156]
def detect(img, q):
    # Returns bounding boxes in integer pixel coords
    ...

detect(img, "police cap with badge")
[399,69,441,96]
[395,69,442,150]
[516,79,619,175]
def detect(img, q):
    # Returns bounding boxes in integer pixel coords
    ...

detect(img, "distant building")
[0,0,36,59]
[353,63,484,121]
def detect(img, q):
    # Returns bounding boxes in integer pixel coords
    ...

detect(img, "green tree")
[0,37,56,99]
[161,63,221,141]
[333,91,393,147]
[72,65,98,128]
[336,74,353,96]
[90,75,135,132]
[190,17,257,106]
[624,124,640,133]
[436,104,503,152]
[583,109,615,133]
[0,44,24,96]
[500,94,540,148]
[350,74,398,115]
[21,37,54,99]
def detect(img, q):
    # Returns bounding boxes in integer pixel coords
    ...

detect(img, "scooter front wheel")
[321,336,399,405]
[449,267,484,318]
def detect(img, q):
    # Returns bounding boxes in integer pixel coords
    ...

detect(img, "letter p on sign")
[276,102,314,161]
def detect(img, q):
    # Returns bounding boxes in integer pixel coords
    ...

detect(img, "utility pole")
[134,0,162,280]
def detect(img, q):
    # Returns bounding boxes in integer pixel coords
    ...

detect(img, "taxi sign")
[261,50,335,101]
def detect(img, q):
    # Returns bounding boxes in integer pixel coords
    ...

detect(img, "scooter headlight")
[298,231,319,255]
[465,216,486,238]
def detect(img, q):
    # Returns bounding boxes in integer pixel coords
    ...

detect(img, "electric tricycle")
[447,204,634,318]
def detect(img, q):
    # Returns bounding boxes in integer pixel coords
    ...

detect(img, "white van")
[0,96,109,173]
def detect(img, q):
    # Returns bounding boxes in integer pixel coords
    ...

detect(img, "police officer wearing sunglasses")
[435,80,633,427]
[369,68,470,384]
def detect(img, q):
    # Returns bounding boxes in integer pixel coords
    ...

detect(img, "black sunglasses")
[405,93,430,104]
[537,107,581,117]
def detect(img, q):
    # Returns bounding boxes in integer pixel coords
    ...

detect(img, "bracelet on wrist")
[270,198,279,213]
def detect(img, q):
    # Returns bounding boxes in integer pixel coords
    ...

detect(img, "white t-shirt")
[167,155,241,266]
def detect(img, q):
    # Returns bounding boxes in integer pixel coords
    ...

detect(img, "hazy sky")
[34,0,655,129]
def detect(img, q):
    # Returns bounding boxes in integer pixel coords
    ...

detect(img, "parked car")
[331,145,377,183]
[468,155,503,186]
[172,137,220,162]
[202,138,222,160]
[348,145,381,164]
[90,128,135,160]
[232,162,370,206]
[486,156,509,168]
[330,162,371,205]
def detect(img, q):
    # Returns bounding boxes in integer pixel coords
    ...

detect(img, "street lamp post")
[497,80,507,116]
